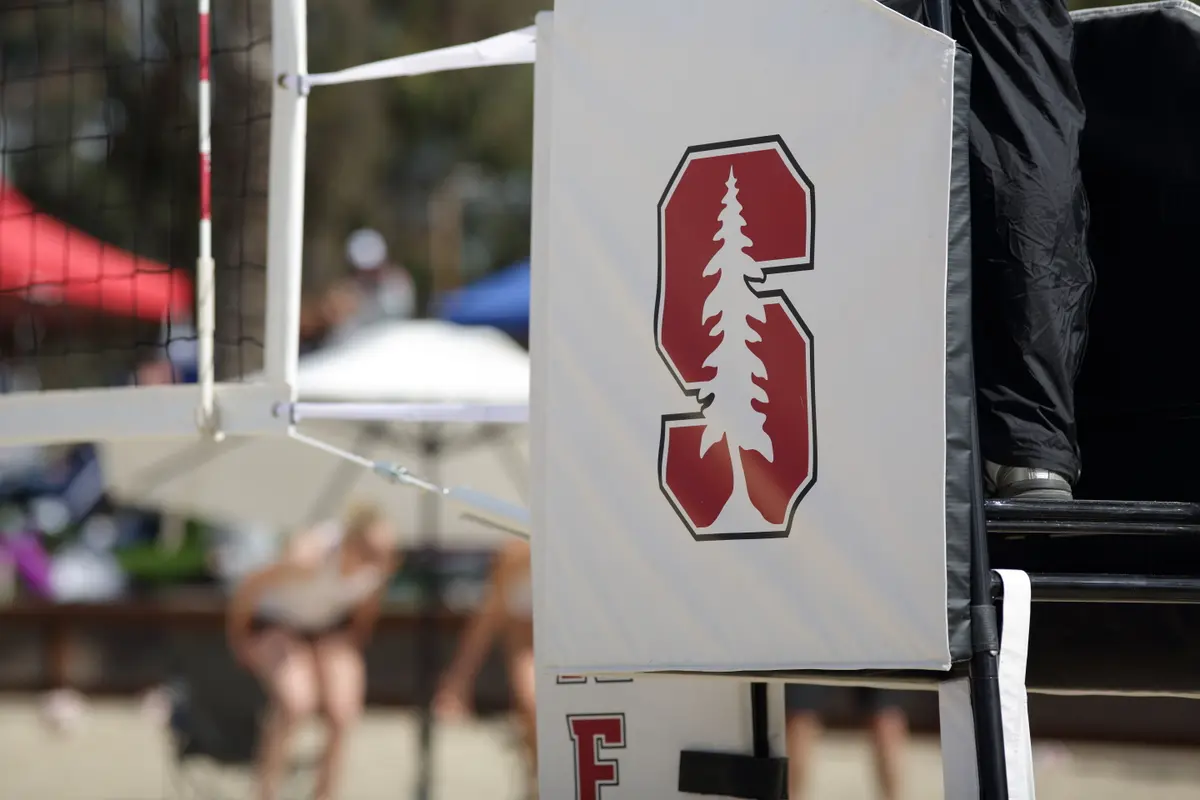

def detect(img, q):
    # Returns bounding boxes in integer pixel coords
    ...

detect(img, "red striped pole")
[199,0,211,229]
[197,0,220,438]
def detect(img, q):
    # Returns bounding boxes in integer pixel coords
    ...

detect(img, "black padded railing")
[987,498,1200,535]
[988,498,1200,604]
[992,572,1200,603]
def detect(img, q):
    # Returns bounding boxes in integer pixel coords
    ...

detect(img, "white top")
[255,523,386,631]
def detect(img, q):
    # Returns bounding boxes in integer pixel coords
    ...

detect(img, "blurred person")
[296,284,361,355]
[299,295,327,353]
[227,504,399,800]
[786,684,909,800]
[327,228,416,341]
[133,319,199,386]
[320,280,363,333]
[433,538,536,780]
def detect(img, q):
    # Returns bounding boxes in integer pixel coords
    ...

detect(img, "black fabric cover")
[1071,0,1200,502]
[987,0,1200,694]
[1014,0,1200,695]
[841,0,1095,484]
[952,0,1095,483]
[867,0,1200,691]
[945,46,975,663]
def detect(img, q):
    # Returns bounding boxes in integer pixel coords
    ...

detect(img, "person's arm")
[226,562,289,663]
[348,549,400,647]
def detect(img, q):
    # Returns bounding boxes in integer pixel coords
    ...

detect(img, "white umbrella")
[98,320,529,549]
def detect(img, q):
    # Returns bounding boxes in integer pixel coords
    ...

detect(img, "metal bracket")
[276,72,311,97]
[194,399,225,443]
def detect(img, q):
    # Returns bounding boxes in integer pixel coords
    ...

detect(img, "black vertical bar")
[750,682,778,800]
[750,682,769,759]
[413,426,441,800]
[969,410,1009,799]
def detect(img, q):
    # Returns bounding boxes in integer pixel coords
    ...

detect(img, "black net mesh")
[0,0,269,393]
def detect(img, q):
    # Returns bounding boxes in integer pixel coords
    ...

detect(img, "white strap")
[995,569,1036,799]
[304,26,536,89]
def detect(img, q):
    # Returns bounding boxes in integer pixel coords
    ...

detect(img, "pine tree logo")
[695,168,774,530]
[656,136,817,540]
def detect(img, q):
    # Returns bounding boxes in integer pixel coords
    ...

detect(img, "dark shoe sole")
[1000,486,1074,501]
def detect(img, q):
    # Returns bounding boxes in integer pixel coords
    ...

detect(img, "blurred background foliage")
[0,0,1138,378]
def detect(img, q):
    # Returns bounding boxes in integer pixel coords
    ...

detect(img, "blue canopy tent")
[435,260,530,336]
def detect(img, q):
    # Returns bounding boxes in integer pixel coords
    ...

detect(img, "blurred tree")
[0,0,1138,389]
[301,0,548,307]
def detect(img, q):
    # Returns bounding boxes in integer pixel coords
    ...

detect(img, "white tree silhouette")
[695,167,773,530]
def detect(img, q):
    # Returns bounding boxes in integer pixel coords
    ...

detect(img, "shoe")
[985,461,1073,501]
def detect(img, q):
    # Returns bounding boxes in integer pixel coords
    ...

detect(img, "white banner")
[537,671,785,800]
[533,0,960,672]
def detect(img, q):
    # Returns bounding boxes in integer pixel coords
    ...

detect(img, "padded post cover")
[531,0,976,673]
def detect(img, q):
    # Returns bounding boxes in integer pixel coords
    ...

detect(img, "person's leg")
[953,0,1095,498]
[506,624,538,795]
[858,689,909,800]
[784,684,830,800]
[243,629,319,800]
[313,632,366,800]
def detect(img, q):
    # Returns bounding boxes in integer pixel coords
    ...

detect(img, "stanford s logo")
[655,136,816,540]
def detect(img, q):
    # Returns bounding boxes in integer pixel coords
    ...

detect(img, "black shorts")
[250,614,352,643]
[784,683,904,718]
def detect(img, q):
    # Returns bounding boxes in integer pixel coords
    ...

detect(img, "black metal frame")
[994,572,1200,604]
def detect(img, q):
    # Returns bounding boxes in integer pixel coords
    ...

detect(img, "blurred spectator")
[434,539,536,783]
[324,228,416,345]
[226,504,400,800]
[786,684,909,800]
[134,320,198,386]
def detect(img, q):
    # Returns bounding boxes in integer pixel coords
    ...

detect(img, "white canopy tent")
[99,320,529,549]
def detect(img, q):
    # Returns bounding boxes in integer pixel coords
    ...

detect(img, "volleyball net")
[0,0,273,446]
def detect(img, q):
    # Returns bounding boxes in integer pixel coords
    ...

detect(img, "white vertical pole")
[196,0,222,440]
[263,0,308,406]
[940,678,981,800]
[530,17,555,796]
[529,8,553,645]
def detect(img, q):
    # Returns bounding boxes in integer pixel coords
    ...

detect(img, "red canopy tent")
[0,183,192,321]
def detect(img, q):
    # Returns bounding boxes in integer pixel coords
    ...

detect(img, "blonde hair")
[343,501,395,551]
